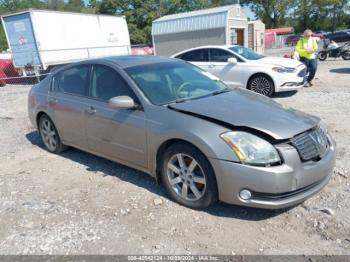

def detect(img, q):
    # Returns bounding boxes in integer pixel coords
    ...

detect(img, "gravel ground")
[0,59,349,255]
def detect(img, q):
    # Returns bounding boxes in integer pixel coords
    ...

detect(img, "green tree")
[47,0,64,10]
[241,0,295,28]
[64,0,85,12]
[290,0,350,33]
[87,0,100,13]
[98,0,159,44]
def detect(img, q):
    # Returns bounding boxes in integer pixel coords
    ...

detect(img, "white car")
[172,45,307,96]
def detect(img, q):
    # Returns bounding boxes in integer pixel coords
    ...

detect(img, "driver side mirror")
[109,96,136,109]
[228,57,238,64]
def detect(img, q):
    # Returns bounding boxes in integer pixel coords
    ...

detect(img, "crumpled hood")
[254,57,304,68]
[169,89,319,140]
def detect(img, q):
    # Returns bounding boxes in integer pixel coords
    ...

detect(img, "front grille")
[298,68,307,77]
[291,127,329,161]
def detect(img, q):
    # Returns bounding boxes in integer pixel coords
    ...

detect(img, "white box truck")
[1,9,131,75]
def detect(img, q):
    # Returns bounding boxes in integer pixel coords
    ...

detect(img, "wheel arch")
[155,138,216,184]
[35,111,60,138]
[36,111,48,129]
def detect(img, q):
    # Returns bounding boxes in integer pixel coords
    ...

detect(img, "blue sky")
[242,5,256,20]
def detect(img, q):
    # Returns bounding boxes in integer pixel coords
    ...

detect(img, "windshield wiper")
[211,88,231,96]
[166,98,189,105]
[166,89,230,105]
[174,98,188,103]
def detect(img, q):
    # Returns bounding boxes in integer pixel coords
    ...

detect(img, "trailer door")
[3,13,41,68]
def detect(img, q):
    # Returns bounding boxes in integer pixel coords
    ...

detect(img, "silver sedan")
[28,56,336,209]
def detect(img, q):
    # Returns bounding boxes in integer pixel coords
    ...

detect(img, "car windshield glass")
[126,62,228,105]
[229,46,265,60]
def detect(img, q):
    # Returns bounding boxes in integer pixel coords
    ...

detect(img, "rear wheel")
[248,74,274,97]
[318,51,327,61]
[342,51,350,60]
[39,114,67,154]
[160,143,218,209]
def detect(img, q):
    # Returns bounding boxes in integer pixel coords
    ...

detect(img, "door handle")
[48,97,58,104]
[208,64,216,68]
[85,106,96,115]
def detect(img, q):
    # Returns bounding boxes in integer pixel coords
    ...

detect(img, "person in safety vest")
[296,29,318,87]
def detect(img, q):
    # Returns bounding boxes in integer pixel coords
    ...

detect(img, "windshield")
[229,46,265,60]
[126,62,228,105]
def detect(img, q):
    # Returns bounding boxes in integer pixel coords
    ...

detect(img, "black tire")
[38,114,68,154]
[160,143,218,209]
[318,51,327,61]
[248,74,274,97]
[341,51,350,60]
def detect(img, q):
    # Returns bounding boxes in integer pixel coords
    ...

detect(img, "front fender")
[145,107,240,176]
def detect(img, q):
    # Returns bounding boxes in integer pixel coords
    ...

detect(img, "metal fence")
[0,73,50,86]
[265,34,293,49]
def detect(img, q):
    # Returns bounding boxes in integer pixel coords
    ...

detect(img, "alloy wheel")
[166,153,206,201]
[250,76,272,96]
[40,118,58,151]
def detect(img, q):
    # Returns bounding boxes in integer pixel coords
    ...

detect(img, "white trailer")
[1,9,131,75]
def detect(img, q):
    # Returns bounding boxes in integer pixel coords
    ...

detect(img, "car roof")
[172,45,238,57]
[104,55,177,68]
[187,45,237,49]
[51,55,184,75]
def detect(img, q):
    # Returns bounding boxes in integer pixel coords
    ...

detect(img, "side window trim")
[51,64,92,98]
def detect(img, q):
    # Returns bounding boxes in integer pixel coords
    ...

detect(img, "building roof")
[152,4,244,36]
[265,27,294,35]
[154,5,238,22]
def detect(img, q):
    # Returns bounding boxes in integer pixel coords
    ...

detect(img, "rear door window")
[52,65,90,96]
[176,49,209,62]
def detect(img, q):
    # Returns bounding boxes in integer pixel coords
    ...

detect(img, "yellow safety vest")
[296,37,318,59]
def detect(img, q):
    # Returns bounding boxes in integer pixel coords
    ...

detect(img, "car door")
[175,49,210,71]
[208,48,244,88]
[49,65,91,148]
[85,64,148,169]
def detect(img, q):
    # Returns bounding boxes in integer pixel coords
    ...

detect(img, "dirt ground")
[0,58,349,255]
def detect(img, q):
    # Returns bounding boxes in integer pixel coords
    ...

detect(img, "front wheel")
[342,51,350,60]
[39,114,68,154]
[318,51,327,61]
[160,143,218,209]
[248,74,274,97]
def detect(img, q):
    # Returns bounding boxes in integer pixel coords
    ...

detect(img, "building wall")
[248,21,265,54]
[226,7,249,47]
[153,27,226,56]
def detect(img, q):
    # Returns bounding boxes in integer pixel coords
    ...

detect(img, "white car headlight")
[220,131,281,165]
[272,67,296,73]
